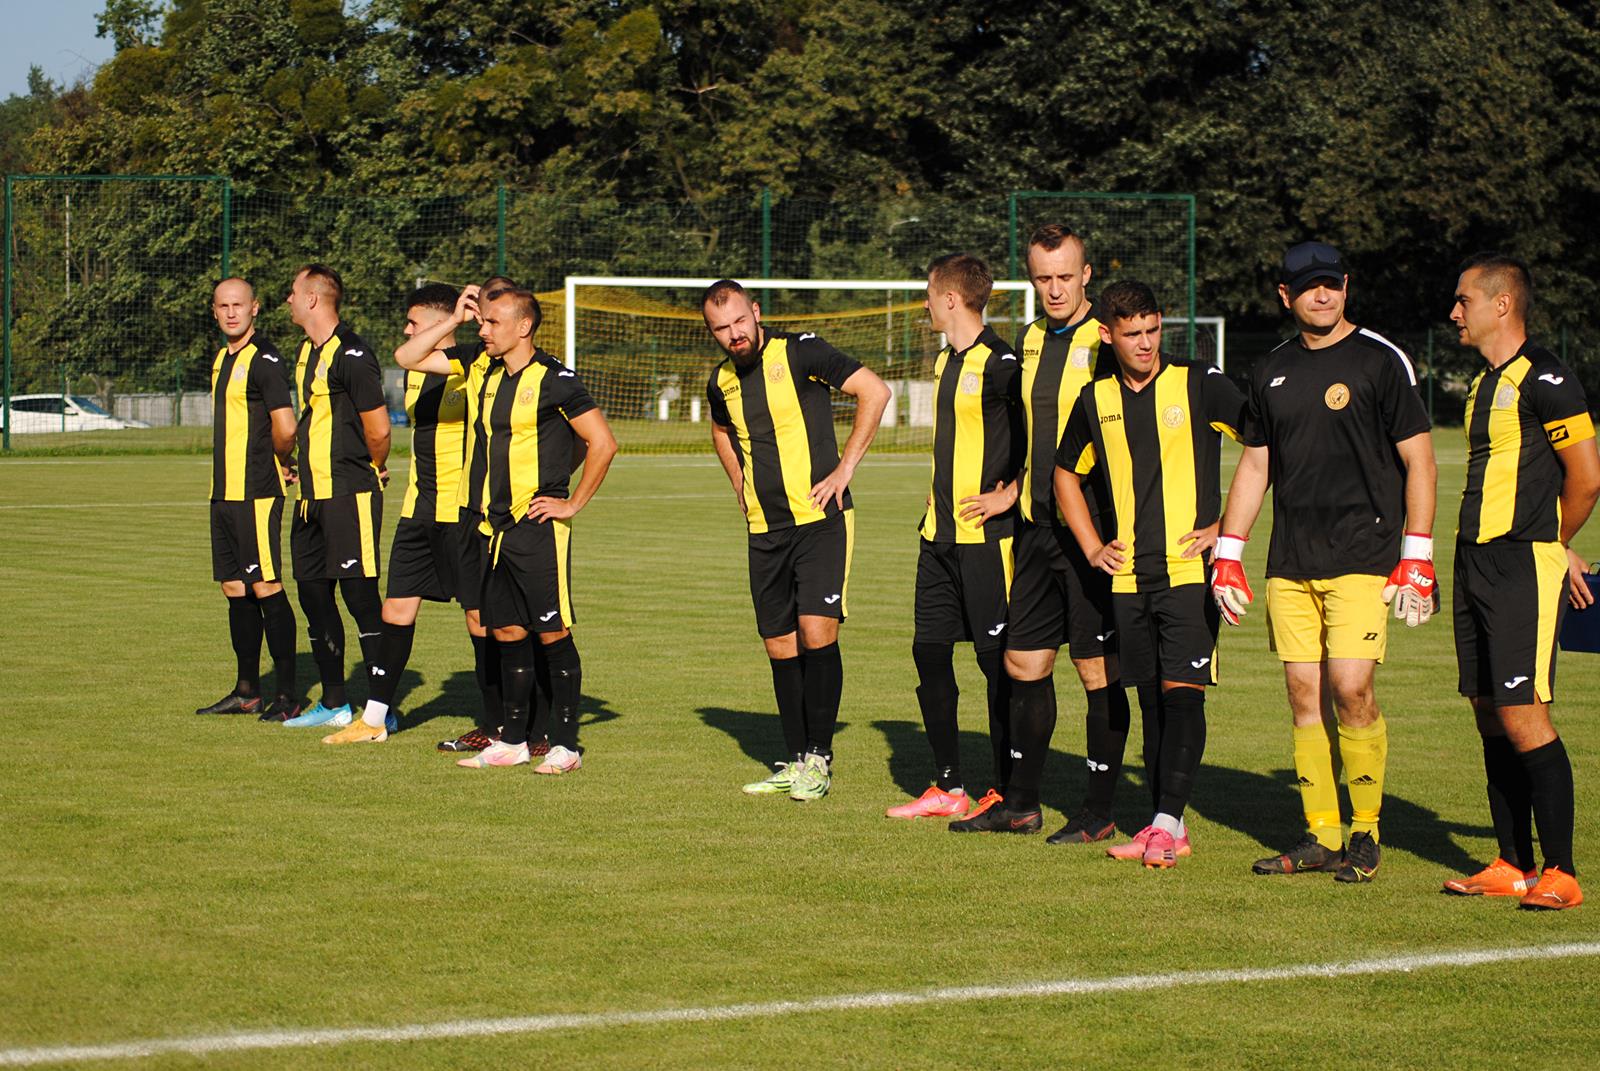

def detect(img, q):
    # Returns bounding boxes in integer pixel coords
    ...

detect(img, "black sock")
[977,649,1013,791]
[530,645,553,743]
[471,634,502,731]
[1083,685,1130,819]
[769,655,807,762]
[802,643,843,756]
[497,636,537,746]
[369,621,414,708]
[1155,687,1207,820]
[543,634,582,751]
[913,642,961,790]
[1004,676,1056,812]
[226,594,263,696]
[298,579,347,708]
[339,577,384,695]
[258,591,297,700]
[1519,737,1577,875]
[1482,733,1535,870]
[1137,684,1165,814]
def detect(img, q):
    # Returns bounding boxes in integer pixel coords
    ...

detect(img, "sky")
[1,0,115,100]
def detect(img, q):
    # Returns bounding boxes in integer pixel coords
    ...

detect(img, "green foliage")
[94,0,164,51]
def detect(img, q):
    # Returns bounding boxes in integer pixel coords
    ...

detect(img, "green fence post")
[61,364,68,432]
[220,177,232,278]
[1184,194,1197,360]
[175,361,182,428]
[496,184,508,277]
[1007,192,1021,326]
[3,174,11,451]
[759,187,772,309]
[1426,327,1434,424]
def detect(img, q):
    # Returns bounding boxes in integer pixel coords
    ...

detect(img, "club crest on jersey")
[314,357,330,381]
[768,362,786,384]
[1069,346,1092,370]
[518,387,536,405]
[960,371,981,395]
[231,363,248,382]
[1162,405,1186,428]
[1494,383,1517,410]
[1324,382,1350,411]
[445,389,464,406]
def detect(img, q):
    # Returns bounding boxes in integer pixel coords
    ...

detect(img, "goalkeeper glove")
[1211,534,1253,626]
[1383,533,1438,627]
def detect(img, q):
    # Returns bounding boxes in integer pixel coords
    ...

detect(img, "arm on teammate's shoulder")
[1219,444,1270,539]
[529,408,617,522]
[709,421,747,515]
[1394,431,1437,537]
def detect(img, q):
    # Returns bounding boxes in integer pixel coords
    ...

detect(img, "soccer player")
[279,264,393,729]
[1441,253,1600,909]
[702,280,892,801]
[1212,241,1437,882]
[196,277,302,721]
[888,253,1024,822]
[324,283,472,744]
[452,286,618,774]
[1053,280,1247,866]
[956,223,1132,838]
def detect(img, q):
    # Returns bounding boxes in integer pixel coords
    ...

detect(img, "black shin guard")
[497,636,537,746]
[542,634,582,751]
[471,634,502,731]
[1520,737,1577,875]
[1083,686,1129,819]
[769,655,807,762]
[257,590,298,700]
[298,580,347,708]
[977,648,1013,791]
[1005,676,1056,812]
[802,642,843,757]
[1137,684,1165,813]
[338,577,384,695]
[530,646,553,743]
[369,621,415,708]
[1155,687,1207,820]
[1482,733,1535,871]
[226,594,263,696]
[912,642,961,790]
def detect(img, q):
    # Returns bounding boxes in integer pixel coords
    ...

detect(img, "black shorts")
[914,538,1014,652]
[291,492,382,581]
[748,511,854,639]
[210,497,284,583]
[386,517,459,602]
[455,508,489,613]
[1454,539,1568,706]
[1006,520,1118,657]
[480,518,574,633]
[1113,582,1220,687]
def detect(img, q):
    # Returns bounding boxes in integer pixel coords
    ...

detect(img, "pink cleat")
[457,741,530,768]
[887,784,969,819]
[534,745,582,775]
[1143,829,1178,869]
[1107,825,1155,860]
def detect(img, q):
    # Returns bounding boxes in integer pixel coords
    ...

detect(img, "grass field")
[3,432,1598,1068]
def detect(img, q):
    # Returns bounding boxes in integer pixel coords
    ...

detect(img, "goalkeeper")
[1211,242,1436,883]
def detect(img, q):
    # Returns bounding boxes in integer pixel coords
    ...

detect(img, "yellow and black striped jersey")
[1059,359,1247,593]
[400,356,469,523]
[1015,312,1110,526]
[706,329,863,535]
[294,321,386,500]
[479,349,597,533]
[919,325,1024,544]
[209,333,293,501]
[1459,342,1594,544]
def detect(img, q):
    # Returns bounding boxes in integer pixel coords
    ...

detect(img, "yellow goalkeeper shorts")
[1266,574,1388,663]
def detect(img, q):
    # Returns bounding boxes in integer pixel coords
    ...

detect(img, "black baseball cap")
[1280,241,1348,293]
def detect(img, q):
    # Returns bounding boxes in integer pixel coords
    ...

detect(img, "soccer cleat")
[962,788,1005,822]
[1442,858,1537,897]
[1143,829,1179,869]
[1334,831,1381,883]
[534,745,582,775]
[1252,833,1344,875]
[195,692,261,716]
[282,702,353,728]
[259,696,306,723]
[1108,825,1155,860]
[743,761,800,795]
[789,753,832,801]
[457,741,530,768]
[322,721,387,745]
[948,804,1043,833]
[384,710,399,735]
[886,785,969,819]
[1046,810,1116,845]
[437,727,499,752]
[1519,867,1583,911]
[530,737,551,757]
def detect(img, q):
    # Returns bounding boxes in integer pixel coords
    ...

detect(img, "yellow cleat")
[322,721,388,745]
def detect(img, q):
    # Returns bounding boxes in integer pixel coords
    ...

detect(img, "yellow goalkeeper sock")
[1293,722,1343,850]
[1338,715,1388,842]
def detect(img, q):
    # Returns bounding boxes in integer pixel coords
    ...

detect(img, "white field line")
[2,941,1596,1067]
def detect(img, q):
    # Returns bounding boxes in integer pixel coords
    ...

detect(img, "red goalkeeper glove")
[1383,533,1438,627]
[1211,534,1253,626]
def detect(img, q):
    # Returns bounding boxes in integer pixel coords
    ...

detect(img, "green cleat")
[743,761,800,796]
[789,753,832,802]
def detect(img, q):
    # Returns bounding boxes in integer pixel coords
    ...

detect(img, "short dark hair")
[297,263,344,309]
[1459,252,1534,316]
[927,253,992,312]
[480,275,518,293]
[1097,279,1161,324]
[702,279,747,308]
[406,282,458,315]
[485,286,541,334]
[1027,223,1083,255]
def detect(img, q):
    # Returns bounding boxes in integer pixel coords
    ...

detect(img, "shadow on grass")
[697,707,851,768]
[870,717,1094,817]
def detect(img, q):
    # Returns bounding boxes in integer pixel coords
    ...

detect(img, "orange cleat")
[962,789,1004,822]
[1520,866,1583,911]
[1442,858,1537,897]
[886,784,969,819]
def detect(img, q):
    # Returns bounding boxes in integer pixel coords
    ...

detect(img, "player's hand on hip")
[1382,533,1437,627]
[1565,547,1595,609]
[1179,522,1219,559]
[1088,539,1127,576]
[1211,534,1253,626]
[958,481,1015,526]
[527,496,577,523]
[808,463,854,511]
